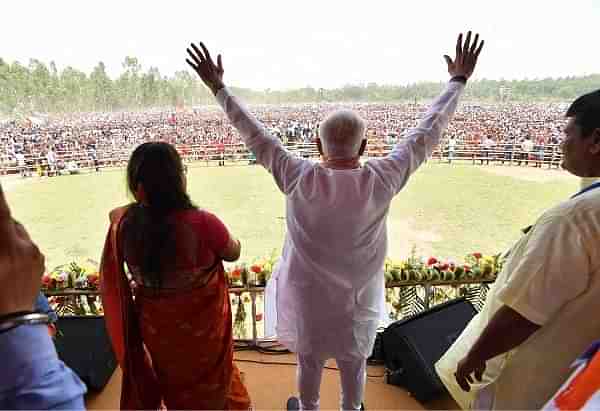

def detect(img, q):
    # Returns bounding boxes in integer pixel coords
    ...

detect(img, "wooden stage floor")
[86,350,458,410]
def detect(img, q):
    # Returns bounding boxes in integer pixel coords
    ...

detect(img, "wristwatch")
[0,311,50,334]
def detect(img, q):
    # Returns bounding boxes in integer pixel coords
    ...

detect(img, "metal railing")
[44,278,495,346]
[432,144,563,168]
[368,142,563,168]
[3,140,564,176]
[1,142,321,175]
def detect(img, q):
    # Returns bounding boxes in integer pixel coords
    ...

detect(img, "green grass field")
[7,163,579,268]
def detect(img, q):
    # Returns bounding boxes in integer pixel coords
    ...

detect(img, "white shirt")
[46,150,56,164]
[522,139,534,152]
[217,81,464,358]
[67,161,78,172]
[483,137,495,149]
[448,138,457,151]
[436,186,600,410]
[16,153,25,166]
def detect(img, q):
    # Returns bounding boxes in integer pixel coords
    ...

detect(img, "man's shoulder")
[568,188,600,220]
[536,191,600,231]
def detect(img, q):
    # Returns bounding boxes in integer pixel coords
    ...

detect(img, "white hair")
[319,110,366,158]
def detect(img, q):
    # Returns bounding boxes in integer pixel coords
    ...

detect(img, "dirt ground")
[479,165,579,183]
[386,217,440,259]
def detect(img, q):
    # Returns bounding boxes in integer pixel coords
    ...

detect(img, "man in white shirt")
[448,136,458,164]
[15,152,26,177]
[66,160,79,175]
[187,32,483,411]
[436,89,600,410]
[520,136,534,166]
[46,149,56,177]
[482,136,495,165]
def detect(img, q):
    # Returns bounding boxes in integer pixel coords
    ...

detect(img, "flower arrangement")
[225,265,248,288]
[384,247,503,285]
[41,260,100,292]
[41,249,502,320]
[225,251,278,288]
[41,250,501,292]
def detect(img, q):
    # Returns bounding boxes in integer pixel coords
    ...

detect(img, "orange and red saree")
[100,206,250,410]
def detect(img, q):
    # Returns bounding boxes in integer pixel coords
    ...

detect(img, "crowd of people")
[1,95,568,176]
[3,31,600,411]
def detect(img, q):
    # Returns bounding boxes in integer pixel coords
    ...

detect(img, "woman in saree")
[100,142,251,410]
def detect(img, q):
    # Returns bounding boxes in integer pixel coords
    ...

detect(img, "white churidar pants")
[297,353,366,411]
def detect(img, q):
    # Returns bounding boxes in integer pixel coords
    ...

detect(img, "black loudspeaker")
[54,316,117,392]
[382,298,476,402]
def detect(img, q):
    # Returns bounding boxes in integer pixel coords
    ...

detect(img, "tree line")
[1,56,599,115]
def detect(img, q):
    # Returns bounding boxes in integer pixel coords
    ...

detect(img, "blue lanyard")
[572,181,600,199]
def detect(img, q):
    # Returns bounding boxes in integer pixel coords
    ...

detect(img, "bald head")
[319,110,366,159]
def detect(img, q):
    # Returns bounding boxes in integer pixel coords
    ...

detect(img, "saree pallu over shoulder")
[100,205,251,410]
[100,205,161,410]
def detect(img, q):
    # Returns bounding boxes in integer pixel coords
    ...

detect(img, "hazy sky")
[2,0,599,90]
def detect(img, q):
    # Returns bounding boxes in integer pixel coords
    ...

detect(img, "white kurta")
[217,81,464,358]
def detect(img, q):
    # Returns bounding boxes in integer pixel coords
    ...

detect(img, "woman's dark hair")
[123,142,194,288]
[566,89,600,138]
